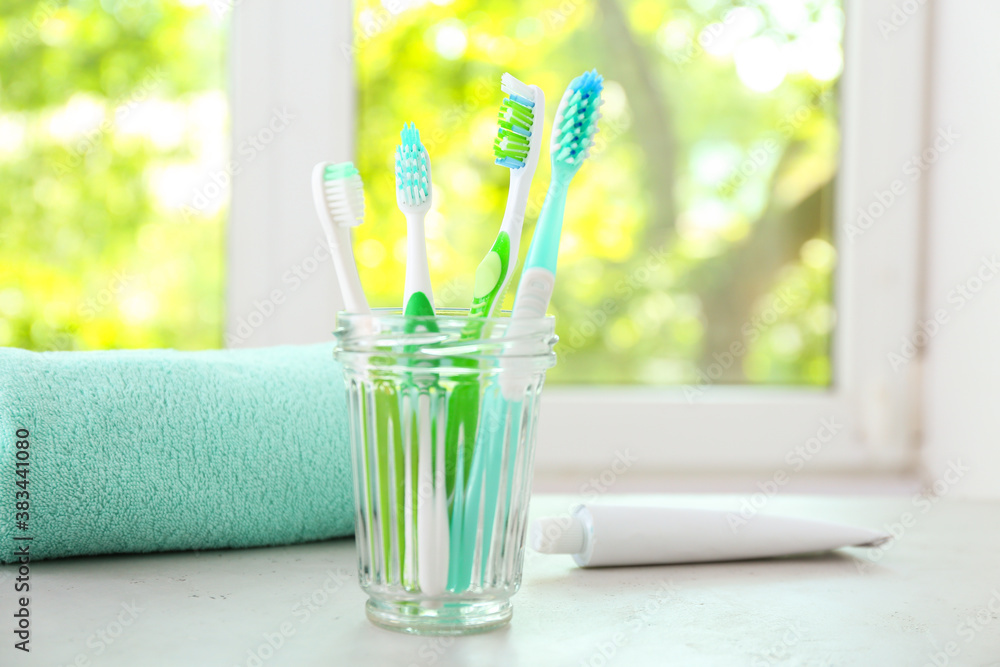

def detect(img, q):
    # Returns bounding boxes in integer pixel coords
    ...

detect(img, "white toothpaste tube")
[529,504,890,567]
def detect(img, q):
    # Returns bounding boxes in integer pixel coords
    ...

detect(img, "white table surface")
[6,494,1000,667]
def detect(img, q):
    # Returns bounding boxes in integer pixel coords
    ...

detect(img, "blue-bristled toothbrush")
[311,161,370,313]
[447,74,545,592]
[460,69,604,589]
[396,123,435,318]
[395,123,450,594]
[510,70,603,328]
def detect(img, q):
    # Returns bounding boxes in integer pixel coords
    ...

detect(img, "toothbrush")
[447,74,545,591]
[395,123,435,318]
[311,161,370,313]
[314,160,392,584]
[395,123,449,594]
[468,73,545,319]
[511,69,603,324]
[459,70,604,588]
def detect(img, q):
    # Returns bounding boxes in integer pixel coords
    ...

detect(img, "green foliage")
[1,0,840,388]
[355,0,841,385]
[0,0,225,351]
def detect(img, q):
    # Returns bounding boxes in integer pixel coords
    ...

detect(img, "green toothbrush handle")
[404,291,435,319]
[524,179,569,275]
[468,232,511,319]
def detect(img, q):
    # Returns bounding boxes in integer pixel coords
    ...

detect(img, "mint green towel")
[0,344,353,563]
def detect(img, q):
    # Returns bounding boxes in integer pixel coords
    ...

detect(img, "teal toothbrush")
[446,74,545,591]
[462,69,604,588]
[509,70,603,322]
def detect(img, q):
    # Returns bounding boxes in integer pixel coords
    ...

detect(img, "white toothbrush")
[415,394,449,595]
[395,123,435,317]
[311,162,370,313]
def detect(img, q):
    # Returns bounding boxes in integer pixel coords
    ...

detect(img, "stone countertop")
[8,493,999,666]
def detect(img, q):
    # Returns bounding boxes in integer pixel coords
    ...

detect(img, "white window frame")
[229,0,930,474]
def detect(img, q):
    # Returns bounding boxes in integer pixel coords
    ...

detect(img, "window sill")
[24,493,996,664]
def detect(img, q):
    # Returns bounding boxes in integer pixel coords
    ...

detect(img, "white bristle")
[501,72,535,103]
[395,137,431,211]
[324,174,364,227]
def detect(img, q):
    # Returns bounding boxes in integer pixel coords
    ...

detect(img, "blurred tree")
[0,0,839,389]
[354,0,841,385]
[0,0,226,352]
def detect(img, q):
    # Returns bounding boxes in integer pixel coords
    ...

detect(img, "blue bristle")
[569,68,604,96]
[495,156,524,169]
[395,122,429,206]
[553,69,604,168]
[505,122,531,138]
[509,92,535,108]
[495,91,535,168]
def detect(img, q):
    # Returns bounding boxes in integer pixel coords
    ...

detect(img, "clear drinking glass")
[333,309,557,634]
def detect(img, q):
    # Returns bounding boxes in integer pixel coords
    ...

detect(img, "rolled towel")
[0,344,353,563]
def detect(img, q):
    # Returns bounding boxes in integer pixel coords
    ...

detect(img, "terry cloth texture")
[0,344,354,563]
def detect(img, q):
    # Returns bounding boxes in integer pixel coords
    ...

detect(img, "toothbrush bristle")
[500,73,535,106]
[395,122,430,208]
[552,68,604,171]
[322,161,365,227]
[494,73,536,169]
[324,162,359,181]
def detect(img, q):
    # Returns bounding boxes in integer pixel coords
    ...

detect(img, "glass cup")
[333,308,557,635]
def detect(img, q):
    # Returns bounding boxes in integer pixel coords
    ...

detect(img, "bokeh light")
[355,0,841,385]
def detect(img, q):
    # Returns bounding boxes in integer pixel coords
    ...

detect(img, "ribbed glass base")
[365,597,512,635]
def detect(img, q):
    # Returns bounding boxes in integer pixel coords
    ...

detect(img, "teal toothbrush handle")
[524,177,570,274]
[466,177,572,582]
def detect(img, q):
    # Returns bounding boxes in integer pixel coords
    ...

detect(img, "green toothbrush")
[460,69,604,589]
[468,73,545,319]
[446,74,546,591]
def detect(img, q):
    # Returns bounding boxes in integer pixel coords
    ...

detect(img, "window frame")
[229,0,930,474]
[228,0,356,347]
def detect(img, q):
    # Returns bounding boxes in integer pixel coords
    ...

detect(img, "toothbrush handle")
[501,180,567,398]
[468,231,511,320]
[511,267,554,320]
[467,177,527,320]
[404,212,434,312]
[502,168,531,237]
[499,268,554,400]
[523,179,569,275]
[330,226,369,314]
